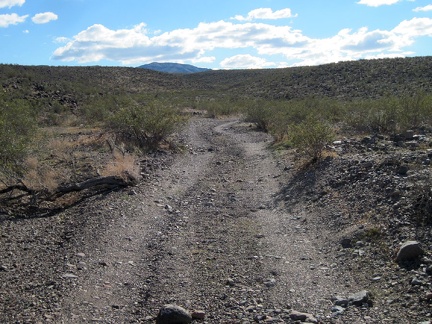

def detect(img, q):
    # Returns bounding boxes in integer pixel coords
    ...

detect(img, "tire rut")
[59,117,359,323]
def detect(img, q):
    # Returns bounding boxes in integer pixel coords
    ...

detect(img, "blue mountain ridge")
[137,62,211,74]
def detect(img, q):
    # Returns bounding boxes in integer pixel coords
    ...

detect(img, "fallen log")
[57,175,132,194]
[0,184,33,195]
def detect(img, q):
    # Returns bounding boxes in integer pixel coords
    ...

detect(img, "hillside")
[2,56,432,105]
[185,56,432,99]
[1,57,432,323]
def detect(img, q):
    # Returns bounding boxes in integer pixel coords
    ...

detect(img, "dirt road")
[53,117,365,323]
[0,117,376,323]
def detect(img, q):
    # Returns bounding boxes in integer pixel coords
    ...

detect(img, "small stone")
[226,278,235,286]
[62,273,78,279]
[404,130,415,140]
[348,290,372,306]
[156,304,192,324]
[331,305,345,314]
[264,278,276,287]
[191,310,205,320]
[289,310,318,323]
[340,238,352,248]
[333,296,349,307]
[76,253,86,258]
[396,241,424,262]
[412,277,423,286]
[396,165,409,176]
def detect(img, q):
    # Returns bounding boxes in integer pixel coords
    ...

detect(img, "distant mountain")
[137,62,211,74]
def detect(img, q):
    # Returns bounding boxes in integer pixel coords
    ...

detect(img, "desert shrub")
[289,115,335,162]
[0,99,37,180]
[194,96,246,118]
[244,100,276,132]
[344,93,432,135]
[267,108,291,142]
[398,92,432,132]
[106,100,185,151]
[81,96,115,125]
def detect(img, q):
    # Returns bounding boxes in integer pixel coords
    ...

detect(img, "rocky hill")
[2,56,432,104]
[184,56,432,99]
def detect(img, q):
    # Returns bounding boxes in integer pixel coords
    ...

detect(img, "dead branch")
[56,175,132,195]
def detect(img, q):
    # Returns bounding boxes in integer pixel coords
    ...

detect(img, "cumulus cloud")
[52,21,309,64]
[32,12,58,24]
[0,0,25,9]
[220,54,275,69]
[52,14,432,68]
[233,8,297,21]
[357,0,401,6]
[52,23,202,64]
[392,17,432,45]
[0,13,28,27]
[413,4,432,12]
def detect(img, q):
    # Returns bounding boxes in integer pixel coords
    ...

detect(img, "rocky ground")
[1,117,431,323]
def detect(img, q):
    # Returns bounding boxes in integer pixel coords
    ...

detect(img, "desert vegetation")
[1,57,432,217]
[1,57,432,324]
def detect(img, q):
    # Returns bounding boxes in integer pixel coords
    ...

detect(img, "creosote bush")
[0,98,37,182]
[106,100,185,151]
[289,116,335,162]
[245,100,276,132]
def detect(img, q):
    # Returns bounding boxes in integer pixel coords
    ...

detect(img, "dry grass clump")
[101,151,140,182]
[21,157,58,192]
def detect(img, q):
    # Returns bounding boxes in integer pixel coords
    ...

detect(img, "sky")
[0,0,431,69]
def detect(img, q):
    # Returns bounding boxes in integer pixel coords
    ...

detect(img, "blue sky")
[1,0,431,69]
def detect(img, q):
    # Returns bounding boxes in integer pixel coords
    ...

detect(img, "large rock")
[396,241,424,262]
[156,304,192,324]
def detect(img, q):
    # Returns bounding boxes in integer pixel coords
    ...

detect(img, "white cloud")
[52,15,432,68]
[0,0,25,9]
[357,0,401,6]
[0,13,28,27]
[413,4,432,12]
[52,21,309,65]
[32,12,58,24]
[220,54,275,69]
[54,36,69,44]
[233,8,297,21]
[192,56,216,64]
[392,17,432,45]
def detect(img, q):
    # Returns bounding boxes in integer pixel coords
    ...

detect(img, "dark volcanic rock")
[396,241,424,262]
[156,304,192,324]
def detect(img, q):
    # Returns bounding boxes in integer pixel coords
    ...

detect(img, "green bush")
[245,100,275,132]
[289,115,335,162]
[106,100,185,151]
[0,98,37,178]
